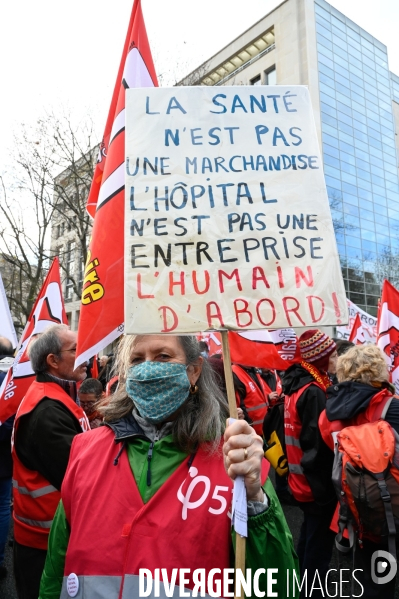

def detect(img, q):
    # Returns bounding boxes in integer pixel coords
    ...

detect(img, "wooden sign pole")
[221,330,246,599]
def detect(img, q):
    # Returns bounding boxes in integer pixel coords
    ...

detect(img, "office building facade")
[179,0,399,317]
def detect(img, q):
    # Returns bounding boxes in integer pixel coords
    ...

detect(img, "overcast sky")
[0,0,398,166]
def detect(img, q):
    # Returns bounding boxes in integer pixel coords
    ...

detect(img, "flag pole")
[221,330,246,598]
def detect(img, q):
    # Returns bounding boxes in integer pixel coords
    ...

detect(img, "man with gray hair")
[12,324,89,599]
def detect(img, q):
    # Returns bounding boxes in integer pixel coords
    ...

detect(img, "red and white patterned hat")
[299,329,336,363]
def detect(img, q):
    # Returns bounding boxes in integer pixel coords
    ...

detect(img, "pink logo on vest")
[177,466,231,520]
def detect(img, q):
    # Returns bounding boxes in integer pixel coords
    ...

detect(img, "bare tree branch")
[0,111,97,333]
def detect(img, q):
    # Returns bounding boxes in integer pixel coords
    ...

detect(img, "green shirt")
[39,434,299,599]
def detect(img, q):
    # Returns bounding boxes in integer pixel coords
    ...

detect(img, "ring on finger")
[243,447,248,460]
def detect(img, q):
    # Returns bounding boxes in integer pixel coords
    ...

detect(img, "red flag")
[377,280,399,393]
[228,329,300,370]
[197,332,223,356]
[348,313,366,345]
[0,258,67,423]
[75,0,158,366]
[91,354,99,379]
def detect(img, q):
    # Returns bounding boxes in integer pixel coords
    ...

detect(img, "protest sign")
[124,86,347,333]
[336,298,377,343]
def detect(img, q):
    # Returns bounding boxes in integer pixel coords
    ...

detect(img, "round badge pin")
[67,573,79,598]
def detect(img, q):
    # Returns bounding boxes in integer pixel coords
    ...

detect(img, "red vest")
[61,427,269,598]
[232,365,269,436]
[12,380,89,549]
[284,381,324,503]
[319,388,394,451]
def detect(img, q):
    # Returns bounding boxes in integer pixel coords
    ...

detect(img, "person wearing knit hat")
[282,329,338,599]
[299,330,337,370]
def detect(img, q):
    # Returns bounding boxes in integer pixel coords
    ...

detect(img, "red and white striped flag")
[0,258,68,423]
[348,313,366,345]
[75,0,158,367]
[377,280,399,394]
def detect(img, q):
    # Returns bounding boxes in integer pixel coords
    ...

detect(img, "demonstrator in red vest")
[259,368,283,406]
[258,367,293,504]
[283,329,338,599]
[38,334,299,599]
[12,324,89,599]
[232,363,270,436]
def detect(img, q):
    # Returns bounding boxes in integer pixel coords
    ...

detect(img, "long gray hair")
[101,335,229,453]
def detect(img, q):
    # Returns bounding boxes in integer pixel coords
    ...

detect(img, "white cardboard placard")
[124,86,347,333]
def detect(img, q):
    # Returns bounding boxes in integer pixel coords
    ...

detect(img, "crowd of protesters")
[0,325,398,598]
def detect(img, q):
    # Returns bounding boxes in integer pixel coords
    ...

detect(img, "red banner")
[75,0,158,366]
[228,329,300,370]
[348,313,366,345]
[0,258,67,423]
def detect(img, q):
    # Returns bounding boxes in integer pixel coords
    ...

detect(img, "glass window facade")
[391,72,399,105]
[315,0,399,316]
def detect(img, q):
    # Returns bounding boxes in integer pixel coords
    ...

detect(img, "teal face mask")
[126,361,191,424]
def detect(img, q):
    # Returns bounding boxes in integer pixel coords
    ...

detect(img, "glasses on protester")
[80,401,96,408]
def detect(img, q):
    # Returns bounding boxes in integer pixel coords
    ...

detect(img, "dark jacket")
[260,370,277,393]
[0,415,13,479]
[283,363,335,508]
[326,380,399,435]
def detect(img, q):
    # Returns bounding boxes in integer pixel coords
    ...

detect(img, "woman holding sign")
[39,334,298,599]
